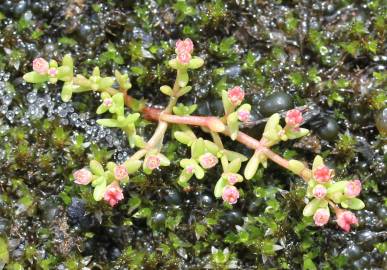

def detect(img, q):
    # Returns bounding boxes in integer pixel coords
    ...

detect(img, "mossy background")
[0,0,386,269]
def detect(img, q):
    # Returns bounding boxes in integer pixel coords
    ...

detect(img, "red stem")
[128,96,312,181]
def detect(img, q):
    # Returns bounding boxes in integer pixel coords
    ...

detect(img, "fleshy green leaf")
[97,119,120,127]
[341,198,365,210]
[62,54,73,67]
[178,70,189,87]
[160,85,173,96]
[96,104,108,114]
[204,140,219,155]
[214,177,228,198]
[169,59,178,69]
[188,57,204,69]
[174,131,196,145]
[99,77,115,90]
[178,171,192,188]
[312,155,324,171]
[178,86,192,96]
[133,135,146,148]
[227,112,239,140]
[124,160,142,174]
[286,128,309,140]
[93,179,107,201]
[226,158,241,173]
[262,113,282,145]
[23,71,49,83]
[194,165,205,179]
[288,160,305,175]
[61,83,73,102]
[244,152,259,180]
[221,90,233,115]
[191,138,205,159]
[327,181,348,194]
[90,160,104,175]
[302,198,321,216]
[158,153,170,166]
[222,150,248,162]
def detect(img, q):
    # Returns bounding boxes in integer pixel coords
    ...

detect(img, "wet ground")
[0,0,386,269]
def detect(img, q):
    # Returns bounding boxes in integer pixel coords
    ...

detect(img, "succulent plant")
[23,38,366,233]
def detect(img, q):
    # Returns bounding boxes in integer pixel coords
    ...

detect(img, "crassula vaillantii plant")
[23,38,365,232]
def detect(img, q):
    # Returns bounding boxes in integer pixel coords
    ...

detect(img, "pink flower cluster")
[285,109,303,127]
[226,173,239,185]
[313,208,330,226]
[104,184,124,207]
[73,168,92,185]
[175,38,194,65]
[344,179,362,198]
[103,98,113,107]
[313,166,333,183]
[312,185,327,199]
[199,153,218,169]
[222,186,240,204]
[336,210,358,232]
[237,110,250,123]
[33,58,57,77]
[145,155,161,170]
[227,86,244,107]
[114,165,128,181]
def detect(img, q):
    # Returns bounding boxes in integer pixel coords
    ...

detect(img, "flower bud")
[73,168,92,185]
[175,38,194,54]
[145,155,161,170]
[237,110,250,122]
[313,208,330,226]
[33,58,49,75]
[227,86,244,107]
[336,210,358,232]
[185,165,195,174]
[104,183,124,207]
[222,186,240,204]
[199,153,218,169]
[177,52,191,65]
[344,179,361,198]
[48,68,57,77]
[226,173,240,185]
[312,185,327,199]
[114,164,128,181]
[285,109,303,127]
[103,98,113,107]
[313,166,333,183]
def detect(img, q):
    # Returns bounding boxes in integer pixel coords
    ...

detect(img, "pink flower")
[103,98,113,107]
[285,109,303,127]
[313,185,327,199]
[199,153,218,169]
[114,165,128,181]
[222,186,240,204]
[176,38,194,54]
[227,86,245,107]
[226,173,239,185]
[344,180,361,198]
[185,165,195,174]
[104,184,124,207]
[336,210,358,232]
[237,110,250,122]
[73,168,92,185]
[47,68,57,77]
[313,208,330,226]
[32,58,49,75]
[313,166,333,183]
[145,155,161,170]
[177,51,191,64]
